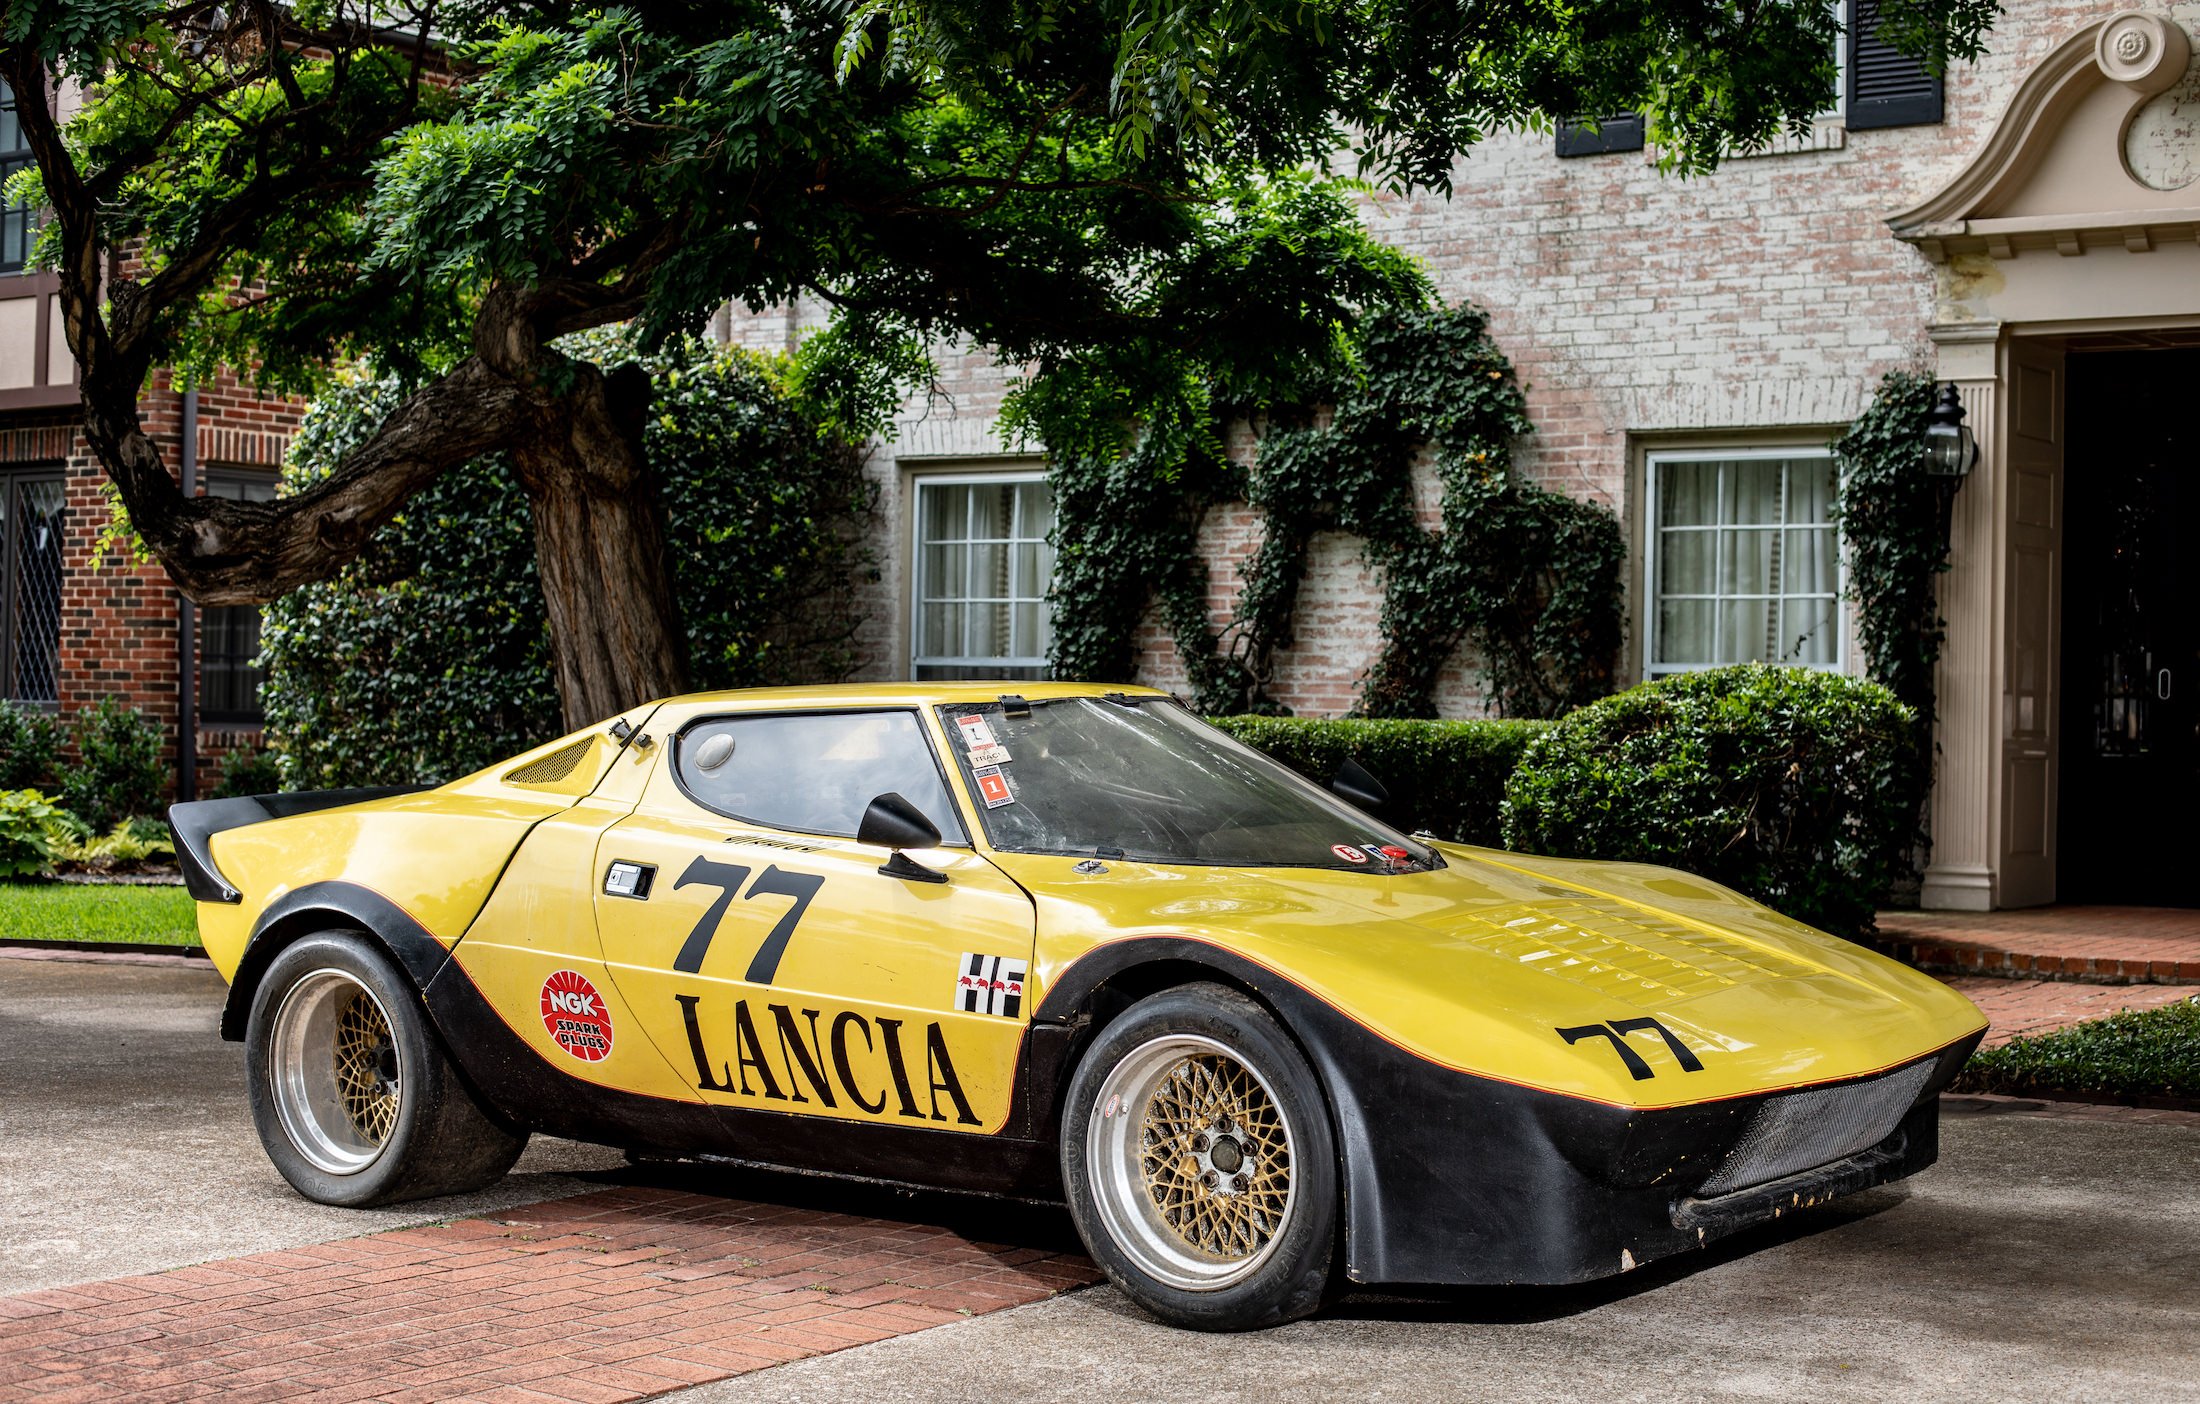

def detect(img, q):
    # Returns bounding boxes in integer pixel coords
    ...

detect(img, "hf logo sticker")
[955,953,1027,1018]
[541,970,615,1062]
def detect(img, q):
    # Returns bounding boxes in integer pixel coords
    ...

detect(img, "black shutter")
[1847,0,1943,129]
[1555,113,1645,158]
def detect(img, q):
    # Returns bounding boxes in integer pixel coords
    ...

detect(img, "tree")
[0,0,1999,727]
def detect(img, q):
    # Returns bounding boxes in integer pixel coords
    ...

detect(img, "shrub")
[0,789,67,878]
[1211,714,1550,847]
[212,745,286,799]
[262,337,874,789]
[1499,665,1921,939]
[61,699,171,831]
[0,701,62,790]
[1955,997,2200,1102]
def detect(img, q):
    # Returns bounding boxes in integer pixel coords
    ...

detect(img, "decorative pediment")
[1890,11,2197,261]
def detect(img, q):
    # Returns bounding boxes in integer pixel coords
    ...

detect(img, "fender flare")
[218,881,455,1042]
[1030,936,1400,1282]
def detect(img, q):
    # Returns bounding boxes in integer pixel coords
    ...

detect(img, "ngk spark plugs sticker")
[955,953,1028,1018]
[954,714,998,750]
[1331,844,1369,863]
[540,970,615,1062]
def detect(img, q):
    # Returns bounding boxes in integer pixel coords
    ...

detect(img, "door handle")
[2161,669,2173,701]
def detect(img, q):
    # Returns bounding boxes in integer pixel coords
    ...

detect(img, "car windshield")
[934,697,1439,871]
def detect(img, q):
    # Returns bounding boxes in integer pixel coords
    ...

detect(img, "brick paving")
[0,1187,1099,1403]
[1875,905,2200,984]
[1944,975,2196,1048]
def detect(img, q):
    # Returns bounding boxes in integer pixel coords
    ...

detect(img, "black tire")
[245,931,526,1207]
[1060,982,1339,1331]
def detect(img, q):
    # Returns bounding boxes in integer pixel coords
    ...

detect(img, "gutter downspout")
[176,388,198,803]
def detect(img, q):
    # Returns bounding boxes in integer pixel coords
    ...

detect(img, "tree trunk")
[508,359,691,730]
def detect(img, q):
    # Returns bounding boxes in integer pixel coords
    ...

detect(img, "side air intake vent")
[504,738,592,786]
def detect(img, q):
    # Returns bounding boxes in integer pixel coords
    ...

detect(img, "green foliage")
[212,745,287,799]
[48,817,176,867]
[1957,997,2200,1103]
[1499,665,1922,939]
[0,789,66,878]
[1210,714,1549,847]
[263,336,873,788]
[0,702,61,790]
[1037,304,1625,719]
[60,699,170,831]
[1832,370,1946,726]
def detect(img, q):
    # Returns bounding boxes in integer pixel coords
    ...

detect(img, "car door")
[593,705,1037,1139]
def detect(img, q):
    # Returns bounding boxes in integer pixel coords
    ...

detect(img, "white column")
[1921,323,2004,911]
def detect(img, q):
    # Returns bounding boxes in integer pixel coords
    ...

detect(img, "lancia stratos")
[172,683,1985,1330]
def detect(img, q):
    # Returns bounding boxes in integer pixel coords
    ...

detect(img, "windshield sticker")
[955,953,1028,1017]
[540,970,615,1062]
[966,743,1011,767]
[1332,844,1369,864]
[973,765,1016,808]
[954,714,998,750]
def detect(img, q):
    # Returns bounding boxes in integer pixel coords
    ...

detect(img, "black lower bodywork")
[223,892,1980,1288]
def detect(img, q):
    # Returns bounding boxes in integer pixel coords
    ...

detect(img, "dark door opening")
[2058,348,2200,907]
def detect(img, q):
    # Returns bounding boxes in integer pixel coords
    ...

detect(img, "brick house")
[0,81,302,802]
[727,2,2200,913]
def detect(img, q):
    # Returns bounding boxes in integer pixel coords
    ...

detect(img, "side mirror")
[858,793,947,884]
[1331,757,1390,812]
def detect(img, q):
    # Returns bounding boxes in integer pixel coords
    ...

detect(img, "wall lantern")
[1922,382,1980,480]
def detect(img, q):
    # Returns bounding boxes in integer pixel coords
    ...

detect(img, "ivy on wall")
[1830,369,1946,736]
[1036,304,1624,719]
[1830,368,1946,864]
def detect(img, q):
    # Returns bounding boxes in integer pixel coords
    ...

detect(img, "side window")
[673,710,967,844]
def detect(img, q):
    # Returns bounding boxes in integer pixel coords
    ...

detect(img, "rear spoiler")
[169,787,429,904]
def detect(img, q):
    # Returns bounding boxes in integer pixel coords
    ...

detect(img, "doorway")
[2057,348,2200,907]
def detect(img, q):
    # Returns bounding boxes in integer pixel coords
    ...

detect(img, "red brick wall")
[0,365,301,802]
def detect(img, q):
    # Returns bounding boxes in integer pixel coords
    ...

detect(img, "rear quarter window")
[672,710,967,843]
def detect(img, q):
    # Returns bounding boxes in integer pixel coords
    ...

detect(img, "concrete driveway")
[5,950,2198,1403]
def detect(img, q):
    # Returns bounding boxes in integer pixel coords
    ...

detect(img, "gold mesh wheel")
[1087,1034,1299,1291]
[333,989,400,1146]
[269,969,404,1176]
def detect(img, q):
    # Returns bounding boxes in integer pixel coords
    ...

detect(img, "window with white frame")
[910,473,1054,681]
[1647,449,1840,674]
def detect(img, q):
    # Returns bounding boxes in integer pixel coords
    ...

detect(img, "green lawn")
[1958,995,2200,1104]
[0,882,201,948]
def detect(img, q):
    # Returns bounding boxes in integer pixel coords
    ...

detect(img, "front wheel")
[245,932,526,1207]
[1061,983,1339,1330]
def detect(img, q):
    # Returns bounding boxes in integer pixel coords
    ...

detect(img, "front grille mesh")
[504,738,592,786]
[1699,1058,1936,1195]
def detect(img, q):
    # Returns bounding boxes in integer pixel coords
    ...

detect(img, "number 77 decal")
[668,856,825,983]
[1554,1018,1707,1081]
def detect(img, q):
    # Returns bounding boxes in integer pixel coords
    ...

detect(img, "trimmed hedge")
[1499,664,1922,939]
[1211,714,1550,847]
[1956,997,2200,1103]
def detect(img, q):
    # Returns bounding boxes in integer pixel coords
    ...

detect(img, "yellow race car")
[173,682,1985,1331]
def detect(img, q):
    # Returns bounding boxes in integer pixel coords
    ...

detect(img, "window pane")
[920,543,964,600]
[8,479,63,703]
[1779,598,1839,666]
[1787,456,1835,525]
[1782,527,1837,595]
[1719,598,1777,664]
[1657,529,1714,596]
[1659,462,1718,527]
[674,711,965,843]
[1656,599,1714,667]
[1727,460,1784,525]
[1721,528,1777,597]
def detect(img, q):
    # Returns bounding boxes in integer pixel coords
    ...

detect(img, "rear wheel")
[1061,983,1338,1330]
[246,932,525,1206]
